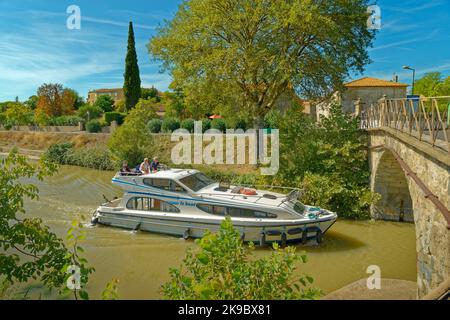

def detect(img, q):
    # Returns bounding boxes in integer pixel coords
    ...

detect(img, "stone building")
[87,88,124,105]
[316,77,409,119]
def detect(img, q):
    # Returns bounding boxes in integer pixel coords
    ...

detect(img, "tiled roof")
[345,77,409,88]
[89,88,123,93]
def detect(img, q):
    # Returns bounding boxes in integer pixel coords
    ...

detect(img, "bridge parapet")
[362,96,450,154]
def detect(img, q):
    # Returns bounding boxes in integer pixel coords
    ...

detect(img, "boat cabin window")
[179,173,215,192]
[126,197,180,213]
[143,178,187,193]
[196,204,277,219]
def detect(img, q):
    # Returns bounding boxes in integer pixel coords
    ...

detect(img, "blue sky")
[0,0,449,101]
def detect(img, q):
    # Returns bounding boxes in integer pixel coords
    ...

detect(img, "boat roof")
[128,168,200,180]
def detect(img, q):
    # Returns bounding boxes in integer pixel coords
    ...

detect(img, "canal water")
[21,165,417,299]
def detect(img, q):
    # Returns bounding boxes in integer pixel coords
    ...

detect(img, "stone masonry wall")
[369,130,450,298]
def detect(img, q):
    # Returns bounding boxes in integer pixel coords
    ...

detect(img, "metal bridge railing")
[361,96,450,154]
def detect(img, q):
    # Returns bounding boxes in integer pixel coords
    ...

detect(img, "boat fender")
[183,229,190,240]
[288,228,303,235]
[281,233,287,247]
[266,230,282,236]
[134,222,142,232]
[316,229,323,244]
[259,233,266,247]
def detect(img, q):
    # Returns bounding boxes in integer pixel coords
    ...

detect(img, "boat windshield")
[179,173,216,192]
[293,201,306,215]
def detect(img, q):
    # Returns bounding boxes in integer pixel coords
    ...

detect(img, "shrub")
[45,143,74,163]
[3,122,12,131]
[104,112,126,126]
[234,118,247,131]
[200,118,211,133]
[64,147,115,171]
[94,95,115,113]
[45,143,115,170]
[114,99,126,113]
[162,217,321,300]
[77,104,103,121]
[48,116,83,126]
[86,120,102,133]
[161,117,180,133]
[264,109,282,129]
[109,102,158,167]
[180,118,195,133]
[211,118,226,132]
[147,118,162,133]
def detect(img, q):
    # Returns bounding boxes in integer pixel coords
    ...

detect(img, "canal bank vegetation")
[162,217,321,300]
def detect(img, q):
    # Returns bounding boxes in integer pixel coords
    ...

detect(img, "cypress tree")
[123,21,141,111]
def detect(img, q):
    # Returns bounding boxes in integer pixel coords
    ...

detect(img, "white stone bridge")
[363,96,450,299]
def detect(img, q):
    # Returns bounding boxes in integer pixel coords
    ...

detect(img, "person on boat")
[150,157,160,173]
[139,158,150,174]
[120,161,132,175]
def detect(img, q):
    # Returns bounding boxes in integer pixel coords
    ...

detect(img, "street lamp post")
[403,66,416,95]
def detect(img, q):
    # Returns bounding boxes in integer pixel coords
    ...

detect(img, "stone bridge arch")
[372,150,414,222]
[369,129,450,298]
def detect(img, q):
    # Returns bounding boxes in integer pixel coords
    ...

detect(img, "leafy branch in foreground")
[60,220,95,300]
[0,151,69,288]
[0,151,99,300]
[162,218,322,300]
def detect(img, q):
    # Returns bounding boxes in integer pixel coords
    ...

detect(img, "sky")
[0,0,449,101]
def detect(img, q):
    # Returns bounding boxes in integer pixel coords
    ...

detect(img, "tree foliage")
[142,87,160,101]
[0,152,93,298]
[109,99,158,166]
[415,72,450,97]
[94,95,115,113]
[162,218,321,300]
[271,104,379,219]
[123,22,142,111]
[0,102,34,127]
[149,0,375,126]
[35,84,79,117]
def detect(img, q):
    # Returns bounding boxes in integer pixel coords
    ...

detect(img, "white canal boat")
[92,169,338,245]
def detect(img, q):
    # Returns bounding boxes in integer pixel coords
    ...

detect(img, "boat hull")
[94,210,337,245]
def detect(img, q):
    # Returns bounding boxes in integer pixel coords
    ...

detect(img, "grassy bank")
[0,131,109,151]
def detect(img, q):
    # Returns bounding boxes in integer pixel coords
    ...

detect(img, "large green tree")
[123,22,142,111]
[415,72,450,97]
[149,0,375,127]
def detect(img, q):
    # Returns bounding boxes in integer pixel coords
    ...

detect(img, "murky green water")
[20,165,417,299]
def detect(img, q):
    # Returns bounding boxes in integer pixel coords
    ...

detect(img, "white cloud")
[82,16,156,30]
[383,0,447,14]
[370,29,440,51]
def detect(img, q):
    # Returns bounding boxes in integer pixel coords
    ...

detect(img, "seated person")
[120,161,132,175]
[150,157,160,173]
[140,158,150,175]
